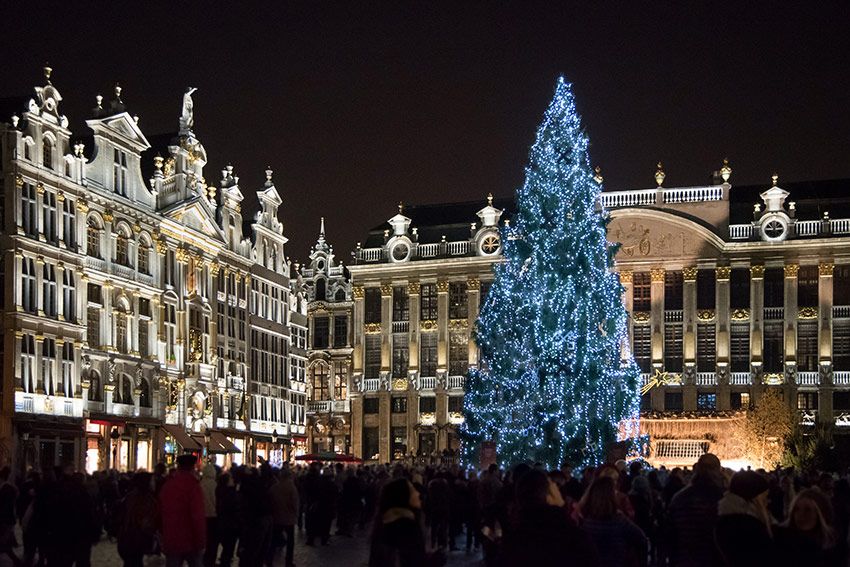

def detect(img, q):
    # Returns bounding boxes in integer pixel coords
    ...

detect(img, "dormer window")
[113,149,128,197]
[42,137,53,169]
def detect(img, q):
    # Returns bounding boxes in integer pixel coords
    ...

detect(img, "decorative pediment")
[162,199,225,242]
[86,112,151,151]
[609,209,724,260]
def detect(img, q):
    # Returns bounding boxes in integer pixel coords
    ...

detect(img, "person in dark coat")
[268,467,299,567]
[369,477,445,567]
[580,476,648,567]
[774,488,843,567]
[159,454,206,567]
[237,470,273,567]
[116,473,159,567]
[427,474,451,551]
[0,467,20,566]
[215,473,240,567]
[664,453,725,567]
[499,469,598,566]
[42,467,100,567]
[714,470,777,567]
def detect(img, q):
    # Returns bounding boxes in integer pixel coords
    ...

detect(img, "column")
[750,265,765,390]
[619,271,634,361]
[682,267,697,411]
[467,278,480,367]
[818,263,834,424]
[378,393,390,462]
[54,338,63,398]
[131,292,140,355]
[784,264,799,398]
[14,331,23,392]
[103,281,114,351]
[716,267,732,410]
[649,268,665,411]
[351,396,363,458]
[352,286,365,375]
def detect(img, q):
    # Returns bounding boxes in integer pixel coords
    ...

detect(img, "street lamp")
[110,426,121,470]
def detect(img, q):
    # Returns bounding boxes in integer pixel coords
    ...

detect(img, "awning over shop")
[162,424,202,451]
[207,432,242,454]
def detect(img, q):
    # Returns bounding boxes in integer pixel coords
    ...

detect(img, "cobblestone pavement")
[82,527,485,567]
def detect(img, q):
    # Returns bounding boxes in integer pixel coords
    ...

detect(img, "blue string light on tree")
[461,77,642,470]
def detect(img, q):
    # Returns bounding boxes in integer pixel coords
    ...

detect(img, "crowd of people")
[0,453,849,566]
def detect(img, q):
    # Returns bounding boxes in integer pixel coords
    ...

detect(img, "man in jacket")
[160,454,206,567]
[268,466,299,567]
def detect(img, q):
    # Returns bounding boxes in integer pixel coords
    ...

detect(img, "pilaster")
[380,284,392,373]
[716,267,732,409]
[750,265,765,383]
[819,263,834,424]
[467,277,480,367]
[436,280,449,371]
[619,270,634,360]
[408,282,420,371]
[650,268,665,411]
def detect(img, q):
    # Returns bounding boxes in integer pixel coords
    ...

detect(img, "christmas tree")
[461,78,640,469]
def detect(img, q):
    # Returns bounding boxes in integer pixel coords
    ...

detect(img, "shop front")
[253,430,288,467]
[15,416,84,474]
[86,415,163,473]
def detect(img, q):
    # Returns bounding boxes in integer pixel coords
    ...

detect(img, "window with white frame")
[115,306,128,354]
[42,337,55,396]
[42,137,53,169]
[420,332,437,377]
[42,191,57,244]
[63,197,76,250]
[164,303,177,361]
[113,149,128,196]
[87,218,101,258]
[42,263,57,318]
[21,183,37,237]
[138,241,150,274]
[21,258,36,314]
[21,334,36,393]
[61,342,74,397]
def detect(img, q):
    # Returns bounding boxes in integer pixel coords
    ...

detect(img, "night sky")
[2,3,848,262]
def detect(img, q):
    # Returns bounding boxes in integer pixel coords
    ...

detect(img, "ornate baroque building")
[0,69,306,472]
[351,164,850,466]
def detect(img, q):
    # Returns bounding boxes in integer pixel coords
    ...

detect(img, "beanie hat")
[729,470,768,501]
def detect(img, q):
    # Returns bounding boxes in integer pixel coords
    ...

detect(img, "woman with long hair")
[775,488,842,567]
[579,476,648,567]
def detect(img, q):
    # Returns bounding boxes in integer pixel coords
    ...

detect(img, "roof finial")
[44,65,53,83]
[320,216,325,236]
[265,167,273,184]
[655,162,665,187]
[398,201,404,214]
[95,95,103,109]
[771,173,779,187]
[487,193,493,206]
[114,83,122,101]
[720,158,732,183]
[593,165,603,184]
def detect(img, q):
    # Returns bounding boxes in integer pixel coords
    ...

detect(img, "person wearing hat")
[159,454,207,567]
[715,470,777,566]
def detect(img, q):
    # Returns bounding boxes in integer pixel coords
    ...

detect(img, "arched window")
[115,305,128,354]
[315,279,326,301]
[334,361,348,400]
[139,378,151,408]
[116,230,130,266]
[311,364,329,401]
[138,239,150,274]
[42,137,53,169]
[270,246,277,271]
[88,372,101,401]
[117,374,133,405]
[335,288,346,302]
[87,218,101,258]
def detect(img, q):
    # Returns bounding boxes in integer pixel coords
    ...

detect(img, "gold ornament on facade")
[36,182,45,195]
[380,284,393,297]
[163,157,175,176]
[798,307,818,320]
[655,162,666,187]
[750,265,765,279]
[449,319,469,330]
[618,270,633,283]
[682,267,698,282]
[102,210,114,223]
[650,268,666,282]
[15,175,24,188]
[133,222,141,233]
[632,311,651,323]
[352,286,365,299]
[715,266,731,281]
[364,323,382,334]
[731,308,751,321]
[763,373,784,386]
[392,378,408,391]
[175,247,189,264]
[407,282,421,295]
[77,200,89,213]
[720,158,732,183]
[697,309,716,322]
[819,263,834,276]
[467,277,481,290]
[784,264,799,278]
[593,166,604,185]
[56,191,65,203]
[436,280,450,293]
[210,262,221,277]
[420,320,438,331]
[419,412,436,426]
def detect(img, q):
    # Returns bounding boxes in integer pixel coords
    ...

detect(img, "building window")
[420,284,438,320]
[833,318,850,371]
[696,323,715,372]
[116,232,130,266]
[87,307,101,348]
[797,392,818,410]
[640,393,651,412]
[113,149,128,196]
[448,396,463,413]
[835,266,850,306]
[21,183,38,238]
[363,427,379,460]
[797,320,818,372]
[798,266,819,308]
[21,258,37,314]
[164,304,176,361]
[391,427,407,460]
[420,332,438,377]
[139,320,149,358]
[311,364,329,400]
[449,282,468,319]
[633,272,651,312]
[697,392,716,411]
[419,397,436,413]
[449,331,468,376]
[139,379,151,408]
[633,324,651,373]
[730,391,750,410]
[365,288,382,324]
[363,398,379,414]
[62,269,76,322]
[697,270,716,310]
[764,268,784,308]
[664,323,683,372]
[115,310,128,354]
[392,286,409,321]
[61,342,74,397]
[138,243,150,274]
[365,335,381,379]
[42,263,57,317]
[21,334,36,393]
[313,316,329,349]
[730,268,751,309]
[730,322,750,373]
[333,316,348,348]
[315,278,326,301]
[664,392,684,412]
[833,392,850,412]
[763,321,784,372]
[665,271,683,311]
[334,361,347,400]
[42,338,55,396]
[391,396,408,413]
[42,191,57,244]
[87,219,101,258]
[62,198,76,250]
[392,334,409,378]
[42,138,53,169]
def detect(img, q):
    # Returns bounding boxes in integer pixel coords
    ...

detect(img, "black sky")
[2,2,849,261]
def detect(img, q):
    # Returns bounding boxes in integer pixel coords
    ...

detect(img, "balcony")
[361,378,381,392]
[308,400,332,413]
[447,375,465,390]
[418,376,437,390]
[797,372,820,386]
[695,372,716,386]
[834,219,850,234]
[729,224,753,240]
[795,220,821,237]
[391,321,409,333]
[834,306,850,319]
[359,248,383,262]
[730,372,752,386]
[447,241,468,256]
[601,188,656,208]
[84,256,107,272]
[112,263,135,280]
[763,307,784,320]
[834,372,850,386]
[418,243,440,258]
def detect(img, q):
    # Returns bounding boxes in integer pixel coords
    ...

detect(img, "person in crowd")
[0,467,21,566]
[215,473,240,567]
[427,472,451,552]
[580,476,648,567]
[159,454,206,567]
[237,470,273,567]
[664,453,725,567]
[369,477,445,567]
[268,466,299,567]
[116,472,159,567]
[499,468,597,566]
[41,467,100,567]
[775,488,842,567]
[337,467,362,537]
[715,470,776,566]
[199,463,218,567]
